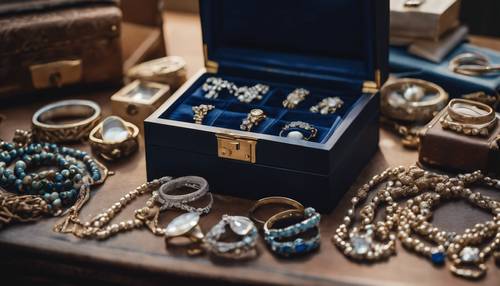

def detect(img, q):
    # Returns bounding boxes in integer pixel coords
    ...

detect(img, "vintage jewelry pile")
[333,166,500,280]
[0,130,107,228]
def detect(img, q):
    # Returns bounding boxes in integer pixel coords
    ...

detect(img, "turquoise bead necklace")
[0,139,103,213]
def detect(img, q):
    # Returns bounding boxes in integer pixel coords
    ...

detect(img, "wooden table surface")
[1,11,499,286]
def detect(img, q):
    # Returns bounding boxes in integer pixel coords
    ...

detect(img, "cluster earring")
[202,77,268,103]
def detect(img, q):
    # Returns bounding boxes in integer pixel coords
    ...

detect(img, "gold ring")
[89,116,139,161]
[192,104,215,125]
[447,99,495,125]
[32,100,101,143]
[449,53,500,76]
[165,212,205,255]
[240,109,266,131]
[249,196,304,229]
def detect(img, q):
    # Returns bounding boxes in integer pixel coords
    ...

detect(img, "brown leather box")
[419,108,500,175]
[0,0,123,98]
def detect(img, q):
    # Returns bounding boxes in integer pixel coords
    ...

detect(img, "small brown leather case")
[419,108,500,175]
[0,0,123,98]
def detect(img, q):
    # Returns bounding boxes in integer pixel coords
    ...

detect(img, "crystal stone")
[228,216,253,236]
[431,250,445,265]
[351,235,370,255]
[101,116,130,143]
[165,212,200,237]
[460,247,480,262]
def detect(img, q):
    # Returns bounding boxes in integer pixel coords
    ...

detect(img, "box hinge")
[362,81,379,94]
[362,69,382,94]
[203,44,219,73]
[30,60,82,89]
[216,133,257,163]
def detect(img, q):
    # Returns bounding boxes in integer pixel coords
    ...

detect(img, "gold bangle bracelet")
[32,100,101,143]
[249,196,304,229]
[381,78,448,123]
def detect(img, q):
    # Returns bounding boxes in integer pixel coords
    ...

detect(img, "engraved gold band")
[32,100,101,143]
[249,196,304,229]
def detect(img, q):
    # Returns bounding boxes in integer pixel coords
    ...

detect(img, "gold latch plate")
[30,60,82,89]
[216,133,257,163]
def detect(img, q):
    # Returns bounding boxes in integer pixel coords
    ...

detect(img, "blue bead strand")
[0,140,102,212]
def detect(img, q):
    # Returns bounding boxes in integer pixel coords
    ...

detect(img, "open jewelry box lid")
[200,0,389,89]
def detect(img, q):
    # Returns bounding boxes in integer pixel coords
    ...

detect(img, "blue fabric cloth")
[390,43,500,97]
[162,73,362,144]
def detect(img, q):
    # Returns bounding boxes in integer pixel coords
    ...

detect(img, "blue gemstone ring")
[263,207,321,257]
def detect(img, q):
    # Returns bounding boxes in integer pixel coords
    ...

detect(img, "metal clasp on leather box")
[216,133,257,163]
[30,60,82,89]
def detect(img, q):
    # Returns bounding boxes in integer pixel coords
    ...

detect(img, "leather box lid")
[0,4,121,56]
[199,0,389,86]
[0,0,118,16]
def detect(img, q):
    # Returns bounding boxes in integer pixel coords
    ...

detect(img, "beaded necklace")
[333,166,500,280]
[0,130,107,228]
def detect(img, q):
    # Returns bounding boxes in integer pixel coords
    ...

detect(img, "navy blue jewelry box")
[390,43,500,98]
[144,0,389,212]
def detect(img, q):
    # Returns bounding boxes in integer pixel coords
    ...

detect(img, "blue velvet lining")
[162,73,363,144]
[200,0,377,81]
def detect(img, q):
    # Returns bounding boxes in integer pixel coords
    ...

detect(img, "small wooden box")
[111,80,171,131]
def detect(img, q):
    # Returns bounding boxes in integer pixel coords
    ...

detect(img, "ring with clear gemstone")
[204,215,258,259]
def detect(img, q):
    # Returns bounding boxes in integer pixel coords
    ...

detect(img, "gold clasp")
[216,133,257,163]
[30,60,82,89]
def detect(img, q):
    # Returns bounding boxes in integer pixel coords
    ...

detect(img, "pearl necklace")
[333,166,500,279]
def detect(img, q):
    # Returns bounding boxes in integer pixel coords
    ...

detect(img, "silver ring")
[32,100,101,143]
[204,215,258,259]
[156,176,213,214]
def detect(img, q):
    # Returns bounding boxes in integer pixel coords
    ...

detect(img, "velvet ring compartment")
[145,0,389,212]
